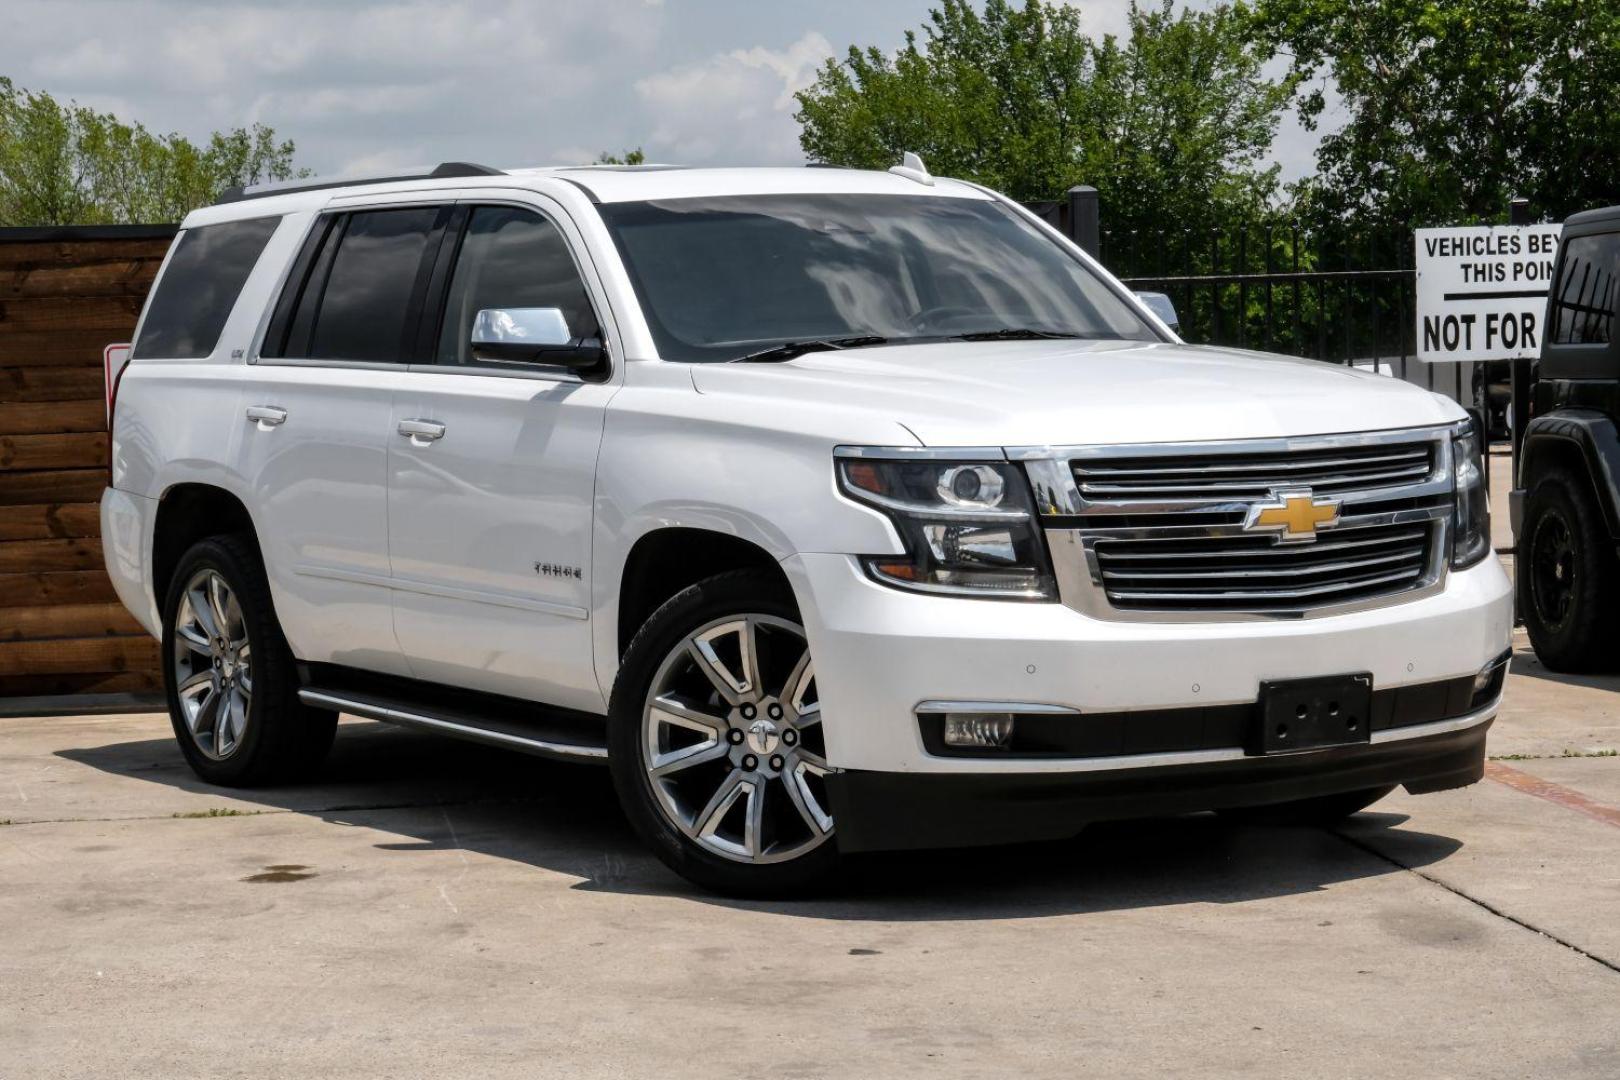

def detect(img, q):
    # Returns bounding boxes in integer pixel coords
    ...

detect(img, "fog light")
[943,712,1015,749]
[1471,651,1510,707]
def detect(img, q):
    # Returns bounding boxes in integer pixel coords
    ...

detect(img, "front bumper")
[827,710,1492,852]
[786,551,1512,775]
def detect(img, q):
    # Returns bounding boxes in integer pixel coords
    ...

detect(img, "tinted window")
[305,208,440,363]
[598,194,1157,362]
[1550,233,1619,345]
[132,216,279,359]
[436,207,599,365]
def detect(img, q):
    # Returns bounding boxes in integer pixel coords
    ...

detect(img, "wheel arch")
[151,482,260,608]
[613,526,791,660]
[1520,410,1620,540]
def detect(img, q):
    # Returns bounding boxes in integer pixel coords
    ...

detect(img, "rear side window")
[272,207,441,363]
[132,216,280,359]
[1550,232,1619,345]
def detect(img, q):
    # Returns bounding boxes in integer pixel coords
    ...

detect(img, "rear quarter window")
[1549,231,1619,345]
[131,216,281,359]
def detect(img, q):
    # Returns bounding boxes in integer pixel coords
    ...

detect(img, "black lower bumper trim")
[825,719,1490,853]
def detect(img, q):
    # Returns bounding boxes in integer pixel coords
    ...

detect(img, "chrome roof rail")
[216,161,505,204]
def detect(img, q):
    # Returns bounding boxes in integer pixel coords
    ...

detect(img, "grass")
[1491,748,1618,761]
[171,807,264,819]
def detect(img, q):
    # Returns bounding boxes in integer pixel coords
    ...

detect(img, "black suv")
[1515,206,1620,671]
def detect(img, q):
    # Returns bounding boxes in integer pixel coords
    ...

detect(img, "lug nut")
[783,730,798,746]
[740,704,756,720]
[742,754,758,771]
[770,755,784,771]
[768,703,783,719]
[727,729,744,744]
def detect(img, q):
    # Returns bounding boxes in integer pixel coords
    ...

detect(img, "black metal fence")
[1025,188,1478,407]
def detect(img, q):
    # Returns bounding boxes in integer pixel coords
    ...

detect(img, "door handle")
[398,418,446,445]
[246,405,287,429]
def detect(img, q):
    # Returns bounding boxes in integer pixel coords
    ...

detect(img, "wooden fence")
[1,225,175,701]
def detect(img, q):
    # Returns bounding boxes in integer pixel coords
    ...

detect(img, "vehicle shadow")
[1508,644,1620,691]
[58,720,1463,922]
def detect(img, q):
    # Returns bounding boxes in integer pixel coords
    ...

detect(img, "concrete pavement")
[3,653,1619,1077]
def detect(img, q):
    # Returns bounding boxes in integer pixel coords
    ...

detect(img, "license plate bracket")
[1253,673,1374,755]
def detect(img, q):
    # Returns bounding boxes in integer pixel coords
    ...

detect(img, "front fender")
[588,371,917,697]
[1520,410,1620,539]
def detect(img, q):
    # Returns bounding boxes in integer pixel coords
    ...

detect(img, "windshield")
[597,193,1162,362]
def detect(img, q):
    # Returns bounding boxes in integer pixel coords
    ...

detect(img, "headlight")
[1451,418,1490,568]
[837,452,1056,600]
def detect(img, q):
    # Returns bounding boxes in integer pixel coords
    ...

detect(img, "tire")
[1218,785,1394,827]
[1520,468,1620,673]
[161,534,337,786]
[608,569,841,896]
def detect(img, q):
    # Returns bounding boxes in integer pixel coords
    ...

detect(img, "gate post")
[1067,185,1100,258]
[1508,196,1533,485]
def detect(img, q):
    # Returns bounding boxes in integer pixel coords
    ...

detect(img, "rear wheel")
[1520,468,1620,673]
[609,570,839,896]
[162,535,337,786]
[1218,785,1395,827]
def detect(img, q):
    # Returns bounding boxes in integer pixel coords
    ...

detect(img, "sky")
[0,0,1324,184]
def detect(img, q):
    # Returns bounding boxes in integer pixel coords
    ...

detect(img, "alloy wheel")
[1529,510,1576,630]
[642,615,834,864]
[172,568,253,760]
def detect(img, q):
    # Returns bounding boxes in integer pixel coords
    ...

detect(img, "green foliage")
[0,78,306,226]
[794,0,1296,236]
[595,148,647,165]
[1250,0,1620,228]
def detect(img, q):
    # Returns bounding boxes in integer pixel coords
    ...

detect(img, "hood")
[688,339,1463,448]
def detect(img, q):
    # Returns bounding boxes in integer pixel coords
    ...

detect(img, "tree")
[595,148,646,165]
[1251,0,1620,228]
[794,0,1295,237]
[0,78,305,226]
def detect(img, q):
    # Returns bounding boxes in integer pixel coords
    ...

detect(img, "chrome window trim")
[248,192,623,384]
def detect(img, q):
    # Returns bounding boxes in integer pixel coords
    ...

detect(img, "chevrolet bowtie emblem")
[1244,489,1341,542]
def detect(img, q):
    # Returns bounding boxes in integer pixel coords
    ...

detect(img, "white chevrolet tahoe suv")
[103,160,1513,894]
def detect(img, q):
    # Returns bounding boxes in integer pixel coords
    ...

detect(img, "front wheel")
[1520,469,1620,673]
[609,570,839,896]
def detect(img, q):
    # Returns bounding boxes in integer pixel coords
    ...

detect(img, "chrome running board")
[298,687,609,764]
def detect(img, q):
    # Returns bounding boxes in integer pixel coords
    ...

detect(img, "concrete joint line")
[1331,829,1620,979]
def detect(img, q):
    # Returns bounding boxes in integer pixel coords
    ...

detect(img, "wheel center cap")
[745,718,781,755]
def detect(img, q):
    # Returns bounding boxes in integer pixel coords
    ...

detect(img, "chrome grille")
[1094,521,1435,610]
[1021,428,1457,619]
[1071,441,1435,505]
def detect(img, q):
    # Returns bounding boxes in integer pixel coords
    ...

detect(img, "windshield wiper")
[949,327,1089,342]
[730,335,889,363]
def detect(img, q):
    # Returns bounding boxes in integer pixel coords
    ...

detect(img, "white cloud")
[0,0,1327,184]
[634,31,833,164]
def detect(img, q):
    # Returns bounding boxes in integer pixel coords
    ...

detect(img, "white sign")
[1415,224,1562,361]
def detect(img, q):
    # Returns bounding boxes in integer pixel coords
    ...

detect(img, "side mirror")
[469,307,606,371]
[1134,291,1180,335]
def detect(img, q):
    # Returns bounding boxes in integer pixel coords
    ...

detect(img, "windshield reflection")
[598,193,1160,362]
